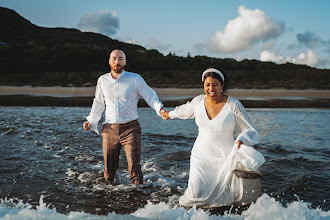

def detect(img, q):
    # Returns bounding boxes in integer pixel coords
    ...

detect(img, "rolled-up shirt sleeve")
[86,78,105,134]
[234,100,260,146]
[136,75,163,116]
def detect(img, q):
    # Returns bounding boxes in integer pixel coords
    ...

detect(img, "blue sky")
[1,0,329,69]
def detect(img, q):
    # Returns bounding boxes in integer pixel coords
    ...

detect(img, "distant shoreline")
[1,86,329,99]
[1,86,329,108]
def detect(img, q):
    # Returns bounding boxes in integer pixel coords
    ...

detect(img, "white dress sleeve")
[169,95,204,119]
[86,77,105,134]
[136,75,163,116]
[233,99,260,146]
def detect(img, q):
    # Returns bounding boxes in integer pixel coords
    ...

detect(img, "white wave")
[241,194,330,219]
[1,128,13,136]
[1,194,329,220]
[78,172,98,185]
[91,163,103,170]
[66,168,79,177]
[74,154,94,162]
[142,160,187,187]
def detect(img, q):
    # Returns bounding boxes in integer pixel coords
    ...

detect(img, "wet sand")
[0,86,329,108]
[1,86,329,99]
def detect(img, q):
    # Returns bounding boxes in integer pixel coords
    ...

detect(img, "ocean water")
[0,106,329,219]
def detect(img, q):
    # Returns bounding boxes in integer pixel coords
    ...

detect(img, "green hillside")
[0,7,329,89]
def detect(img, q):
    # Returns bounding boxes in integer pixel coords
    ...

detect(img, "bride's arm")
[165,95,204,120]
[234,99,260,146]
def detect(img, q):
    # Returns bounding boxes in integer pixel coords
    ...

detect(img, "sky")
[1,0,330,69]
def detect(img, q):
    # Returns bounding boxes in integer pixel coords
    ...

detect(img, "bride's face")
[204,77,223,99]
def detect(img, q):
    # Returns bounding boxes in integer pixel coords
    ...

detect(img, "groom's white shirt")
[86,70,163,134]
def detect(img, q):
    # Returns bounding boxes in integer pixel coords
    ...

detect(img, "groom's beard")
[112,64,125,73]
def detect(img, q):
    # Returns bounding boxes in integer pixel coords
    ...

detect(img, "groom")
[83,49,164,184]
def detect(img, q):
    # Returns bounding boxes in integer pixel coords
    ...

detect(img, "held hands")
[83,121,91,130]
[160,109,170,120]
[235,140,243,149]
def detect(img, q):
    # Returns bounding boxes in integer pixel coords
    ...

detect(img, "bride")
[161,68,263,207]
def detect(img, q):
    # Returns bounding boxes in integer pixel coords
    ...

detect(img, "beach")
[0,86,330,108]
[1,85,330,98]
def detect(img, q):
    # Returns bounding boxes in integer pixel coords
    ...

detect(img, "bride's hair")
[202,69,228,92]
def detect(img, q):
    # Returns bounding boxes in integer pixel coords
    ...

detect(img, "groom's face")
[109,50,126,74]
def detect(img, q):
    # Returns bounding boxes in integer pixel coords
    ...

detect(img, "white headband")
[201,68,224,82]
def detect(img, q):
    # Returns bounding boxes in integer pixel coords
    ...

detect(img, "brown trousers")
[101,120,143,184]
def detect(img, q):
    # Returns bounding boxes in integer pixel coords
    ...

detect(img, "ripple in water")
[0,107,329,218]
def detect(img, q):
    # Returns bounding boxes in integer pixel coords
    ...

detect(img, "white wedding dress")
[169,95,263,207]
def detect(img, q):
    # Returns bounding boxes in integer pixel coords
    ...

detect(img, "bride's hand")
[160,109,170,120]
[235,140,243,149]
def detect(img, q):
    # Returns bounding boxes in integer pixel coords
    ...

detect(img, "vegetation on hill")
[0,7,329,89]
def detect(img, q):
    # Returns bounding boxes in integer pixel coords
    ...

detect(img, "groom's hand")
[83,121,91,130]
[160,109,170,120]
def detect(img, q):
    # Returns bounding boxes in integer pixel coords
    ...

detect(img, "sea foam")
[1,194,329,220]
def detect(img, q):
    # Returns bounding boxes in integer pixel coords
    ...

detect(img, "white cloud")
[125,38,139,45]
[260,50,285,63]
[291,49,318,67]
[145,37,172,53]
[77,10,119,36]
[296,31,330,55]
[259,49,318,67]
[206,6,284,53]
